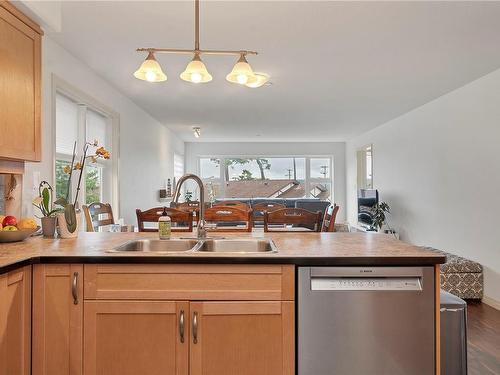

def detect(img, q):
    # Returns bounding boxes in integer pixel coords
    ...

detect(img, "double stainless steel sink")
[111,238,278,254]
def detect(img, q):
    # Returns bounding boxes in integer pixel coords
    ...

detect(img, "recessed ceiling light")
[193,127,201,138]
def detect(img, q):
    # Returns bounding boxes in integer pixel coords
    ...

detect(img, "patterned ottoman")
[422,247,483,300]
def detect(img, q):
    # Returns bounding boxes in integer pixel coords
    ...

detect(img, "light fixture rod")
[137,0,258,58]
[136,48,258,56]
[195,0,200,50]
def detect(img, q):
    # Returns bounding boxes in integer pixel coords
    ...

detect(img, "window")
[55,92,115,207]
[199,158,221,202]
[308,157,332,200]
[174,153,184,181]
[198,156,333,201]
[357,145,373,189]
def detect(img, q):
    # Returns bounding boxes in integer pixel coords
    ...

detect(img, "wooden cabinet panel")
[189,301,294,375]
[0,3,41,161]
[84,264,295,301]
[83,301,188,375]
[0,266,31,375]
[32,264,83,375]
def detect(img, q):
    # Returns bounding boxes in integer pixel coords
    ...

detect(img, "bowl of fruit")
[0,216,40,243]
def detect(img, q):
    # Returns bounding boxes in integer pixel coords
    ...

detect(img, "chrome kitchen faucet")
[172,174,206,239]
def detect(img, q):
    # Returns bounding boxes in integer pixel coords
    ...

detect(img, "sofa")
[422,247,483,300]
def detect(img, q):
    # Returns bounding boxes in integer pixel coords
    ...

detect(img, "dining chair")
[252,202,286,224]
[213,200,250,211]
[136,207,193,232]
[204,206,253,232]
[264,207,322,232]
[175,201,200,212]
[173,201,200,226]
[321,204,340,232]
[82,202,115,232]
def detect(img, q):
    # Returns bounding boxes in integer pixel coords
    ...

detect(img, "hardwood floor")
[467,302,500,375]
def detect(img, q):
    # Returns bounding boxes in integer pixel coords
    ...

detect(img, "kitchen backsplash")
[0,174,5,214]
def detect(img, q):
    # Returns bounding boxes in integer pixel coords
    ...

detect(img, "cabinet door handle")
[192,312,198,344]
[72,272,79,305]
[179,310,185,343]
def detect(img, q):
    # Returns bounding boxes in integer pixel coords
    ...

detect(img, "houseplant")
[370,201,395,236]
[32,181,60,237]
[55,140,110,238]
[184,190,193,202]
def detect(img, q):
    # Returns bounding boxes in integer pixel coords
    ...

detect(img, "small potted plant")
[55,140,110,238]
[370,201,397,238]
[184,190,193,202]
[32,181,60,237]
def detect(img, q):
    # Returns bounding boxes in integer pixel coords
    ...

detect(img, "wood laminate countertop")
[0,231,445,274]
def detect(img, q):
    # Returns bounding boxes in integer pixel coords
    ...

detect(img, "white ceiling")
[45,1,500,142]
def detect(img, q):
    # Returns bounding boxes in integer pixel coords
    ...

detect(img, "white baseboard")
[482,296,500,310]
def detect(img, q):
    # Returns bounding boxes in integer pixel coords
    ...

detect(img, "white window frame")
[51,75,120,216]
[197,155,334,202]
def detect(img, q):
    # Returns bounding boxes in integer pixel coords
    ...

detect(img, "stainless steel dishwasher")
[298,266,435,375]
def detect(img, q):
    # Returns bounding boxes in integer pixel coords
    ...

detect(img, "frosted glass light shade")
[226,54,257,85]
[133,52,167,82]
[245,72,270,88]
[180,54,212,83]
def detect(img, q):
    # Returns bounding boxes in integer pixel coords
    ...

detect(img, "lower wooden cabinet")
[0,266,31,375]
[83,301,188,375]
[32,264,83,375]
[32,264,295,375]
[190,301,294,375]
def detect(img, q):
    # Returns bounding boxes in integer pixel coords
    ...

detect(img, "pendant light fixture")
[133,52,167,82]
[226,53,257,85]
[180,53,212,83]
[245,73,270,88]
[133,0,269,87]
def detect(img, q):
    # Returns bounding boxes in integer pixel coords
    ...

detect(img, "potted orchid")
[55,140,110,238]
[32,181,61,237]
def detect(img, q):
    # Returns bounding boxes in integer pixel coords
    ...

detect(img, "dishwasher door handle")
[310,266,424,278]
[310,276,422,291]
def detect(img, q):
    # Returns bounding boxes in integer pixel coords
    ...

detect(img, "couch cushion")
[421,247,483,273]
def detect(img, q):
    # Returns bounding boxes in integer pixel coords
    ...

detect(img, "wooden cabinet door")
[0,266,31,375]
[83,301,188,375]
[189,301,294,375]
[32,264,84,375]
[0,3,41,161]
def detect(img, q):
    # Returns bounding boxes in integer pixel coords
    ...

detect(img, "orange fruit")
[17,217,37,230]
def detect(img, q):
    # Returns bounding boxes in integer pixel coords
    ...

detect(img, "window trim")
[197,154,334,201]
[51,74,120,216]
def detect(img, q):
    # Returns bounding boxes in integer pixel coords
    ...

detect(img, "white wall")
[185,142,346,221]
[23,36,184,225]
[346,68,500,305]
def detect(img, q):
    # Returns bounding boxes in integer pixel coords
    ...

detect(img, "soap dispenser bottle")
[158,207,171,240]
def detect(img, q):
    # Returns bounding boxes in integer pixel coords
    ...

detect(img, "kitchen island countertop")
[0,231,445,274]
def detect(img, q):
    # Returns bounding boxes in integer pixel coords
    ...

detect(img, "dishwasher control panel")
[311,277,422,291]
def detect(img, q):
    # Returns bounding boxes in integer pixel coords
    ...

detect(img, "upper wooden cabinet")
[0,2,42,162]
[0,266,31,375]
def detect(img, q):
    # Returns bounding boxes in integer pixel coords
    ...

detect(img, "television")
[357,189,379,227]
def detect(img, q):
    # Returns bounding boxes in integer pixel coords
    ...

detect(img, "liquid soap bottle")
[158,207,171,240]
